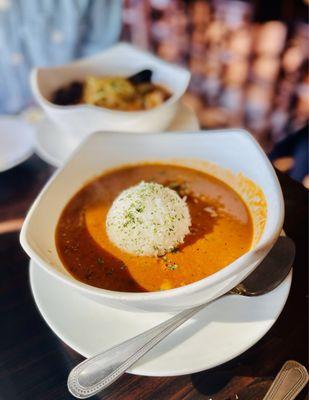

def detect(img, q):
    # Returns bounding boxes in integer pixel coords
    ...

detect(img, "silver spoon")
[68,236,295,399]
[263,360,308,400]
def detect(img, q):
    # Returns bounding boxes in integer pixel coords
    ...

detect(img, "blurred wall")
[122,0,308,153]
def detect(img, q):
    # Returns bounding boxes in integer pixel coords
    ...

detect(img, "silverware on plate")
[68,236,295,399]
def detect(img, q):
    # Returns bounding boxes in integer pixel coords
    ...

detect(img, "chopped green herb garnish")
[167,263,178,271]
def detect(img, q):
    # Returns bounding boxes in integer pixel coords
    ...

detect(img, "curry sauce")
[56,164,253,292]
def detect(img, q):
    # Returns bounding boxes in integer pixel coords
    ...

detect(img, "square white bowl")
[20,129,284,312]
[31,43,191,142]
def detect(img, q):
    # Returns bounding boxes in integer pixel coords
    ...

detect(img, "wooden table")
[0,155,308,400]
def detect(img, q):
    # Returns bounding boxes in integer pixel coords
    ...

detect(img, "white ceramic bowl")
[31,43,190,143]
[20,129,284,312]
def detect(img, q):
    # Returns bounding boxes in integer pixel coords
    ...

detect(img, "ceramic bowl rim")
[20,129,284,302]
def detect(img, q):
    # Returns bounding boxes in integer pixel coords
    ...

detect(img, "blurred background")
[1,0,308,185]
[122,0,309,185]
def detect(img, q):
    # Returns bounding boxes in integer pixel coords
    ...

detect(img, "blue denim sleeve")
[0,0,122,114]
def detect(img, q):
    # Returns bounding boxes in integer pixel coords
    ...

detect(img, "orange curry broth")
[56,164,253,292]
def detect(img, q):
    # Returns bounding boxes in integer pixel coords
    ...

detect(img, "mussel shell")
[128,69,153,85]
[52,81,83,105]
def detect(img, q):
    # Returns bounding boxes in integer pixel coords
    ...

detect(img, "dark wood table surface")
[0,155,308,400]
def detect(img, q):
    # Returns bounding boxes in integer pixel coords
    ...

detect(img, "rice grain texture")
[106,181,191,256]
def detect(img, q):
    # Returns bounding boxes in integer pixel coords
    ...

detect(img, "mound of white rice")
[106,181,191,256]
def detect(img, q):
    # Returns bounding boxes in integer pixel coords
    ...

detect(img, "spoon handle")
[68,303,205,398]
[263,360,308,400]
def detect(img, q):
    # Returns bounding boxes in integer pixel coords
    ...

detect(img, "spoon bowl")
[230,236,295,296]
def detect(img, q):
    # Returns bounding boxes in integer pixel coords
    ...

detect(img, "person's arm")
[78,0,122,57]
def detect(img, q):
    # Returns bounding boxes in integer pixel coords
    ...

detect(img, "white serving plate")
[0,116,34,172]
[30,259,292,376]
[34,102,199,167]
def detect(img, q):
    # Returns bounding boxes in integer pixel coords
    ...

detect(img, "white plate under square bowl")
[23,128,287,375]
[33,101,199,168]
[29,258,292,376]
